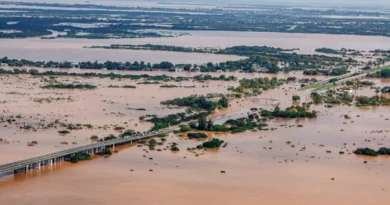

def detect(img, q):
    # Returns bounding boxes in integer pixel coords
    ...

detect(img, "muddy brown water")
[0,71,390,204]
[2,30,390,64]
[2,2,390,203]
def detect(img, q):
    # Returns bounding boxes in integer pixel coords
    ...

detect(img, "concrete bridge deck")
[0,129,173,176]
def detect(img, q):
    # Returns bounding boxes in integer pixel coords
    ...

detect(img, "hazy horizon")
[163,0,390,7]
[7,0,390,8]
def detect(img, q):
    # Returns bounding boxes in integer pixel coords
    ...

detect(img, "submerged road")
[0,129,173,177]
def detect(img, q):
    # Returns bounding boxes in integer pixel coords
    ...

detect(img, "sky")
[8,0,390,8]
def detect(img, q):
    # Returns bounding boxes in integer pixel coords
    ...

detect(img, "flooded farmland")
[1,1,390,202]
[0,69,389,204]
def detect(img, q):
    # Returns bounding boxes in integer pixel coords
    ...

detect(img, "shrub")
[58,130,70,134]
[260,106,317,118]
[310,92,322,104]
[209,125,229,132]
[353,148,378,156]
[122,85,136,88]
[292,95,301,101]
[187,133,208,139]
[202,138,224,148]
[179,125,192,132]
[100,135,117,141]
[90,135,99,140]
[378,147,390,155]
[381,86,390,93]
[68,153,91,163]
[43,84,96,89]
[114,126,125,130]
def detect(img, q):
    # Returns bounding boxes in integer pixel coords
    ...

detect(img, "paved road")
[0,129,173,176]
[314,72,356,85]
[313,73,367,93]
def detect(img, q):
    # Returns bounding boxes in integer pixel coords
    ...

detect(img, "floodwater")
[1,1,390,204]
[0,71,390,204]
[0,73,238,164]
[0,5,211,15]
[3,0,221,9]
[1,31,390,64]
[0,36,244,64]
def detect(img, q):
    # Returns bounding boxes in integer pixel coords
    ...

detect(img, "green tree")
[292,95,301,101]
[218,96,229,108]
[267,64,280,73]
[207,120,214,131]
[28,69,39,75]
[198,116,207,130]
[183,64,191,71]
[159,61,174,69]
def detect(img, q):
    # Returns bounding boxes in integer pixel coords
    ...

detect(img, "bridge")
[0,129,173,177]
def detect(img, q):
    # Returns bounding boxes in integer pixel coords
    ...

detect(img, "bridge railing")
[0,129,173,174]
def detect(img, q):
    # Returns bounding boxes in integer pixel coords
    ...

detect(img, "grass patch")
[368,65,390,74]
[304,83,325,90]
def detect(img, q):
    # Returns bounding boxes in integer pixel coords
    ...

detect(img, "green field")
[303,83,325,90]
[302,65,390,91]
[368,65,390,74]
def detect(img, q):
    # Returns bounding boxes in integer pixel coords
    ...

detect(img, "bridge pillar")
[37,162,41,169]
[49,159,53,166]
[25,165,29,173]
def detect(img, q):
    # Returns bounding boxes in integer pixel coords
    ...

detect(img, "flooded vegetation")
[2,1,390,38]
[1,1,390,205]
[0,60,390,204]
